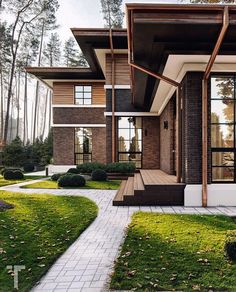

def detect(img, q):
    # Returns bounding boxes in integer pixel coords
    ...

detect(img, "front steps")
[113,170,186,206]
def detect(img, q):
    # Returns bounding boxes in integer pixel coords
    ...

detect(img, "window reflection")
[118,117,142,168]
[211,76,235,182]
[75,128,92,165]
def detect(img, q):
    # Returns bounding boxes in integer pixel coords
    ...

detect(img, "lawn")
[0,191,98,292]
[111,212,236,291]
[21,179,121,190]
[0,175,45,187]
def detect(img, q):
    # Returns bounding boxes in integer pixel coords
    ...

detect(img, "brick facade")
[53,108,106,124]
[106,117,112,164]
[180,72,208,184]
[92,128,106,164]
[160,98,175,174]
[142,117,160,169]
[53,127,74,165]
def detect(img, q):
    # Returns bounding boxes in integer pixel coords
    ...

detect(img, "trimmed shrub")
[4,170,24,180]
[23,163,35,173]
[51,173,64,181]
[91,169,107,181]
[67,168,80,174]
[105,162,136,174]
[76,162,106,173]
[0,168,6,176]
[14,170,24,180]
[225,230,236,262]
[58,174,86,188]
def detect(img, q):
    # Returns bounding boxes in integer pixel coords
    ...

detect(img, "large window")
[211,76,235,182]
[75,85,92,105]
[75,128,92,165]
[118,117,142,168]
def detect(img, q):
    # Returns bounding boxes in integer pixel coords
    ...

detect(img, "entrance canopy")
[126,4,236,111]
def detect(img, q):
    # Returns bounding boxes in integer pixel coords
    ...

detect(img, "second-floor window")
[75,85,92,105]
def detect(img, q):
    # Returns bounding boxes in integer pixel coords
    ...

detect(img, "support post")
[176,87,182,183]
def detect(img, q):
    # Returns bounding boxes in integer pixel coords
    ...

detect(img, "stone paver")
[1,181,236,291]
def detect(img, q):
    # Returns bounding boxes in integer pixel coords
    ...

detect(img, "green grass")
[0,191,98,292]
[21,179,121,190]
[111,212,236,291]
[0,176,45,187]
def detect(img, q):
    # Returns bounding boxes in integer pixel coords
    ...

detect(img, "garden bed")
[111,212,236,291]
[0,191,97,291]
[0,175,45,187]
[21,179,121,190]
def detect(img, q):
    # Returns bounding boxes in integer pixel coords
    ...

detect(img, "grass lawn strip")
[0,191,98,292]
[111,212,236,291]
[21,179,121,190]
[0,176,45,187]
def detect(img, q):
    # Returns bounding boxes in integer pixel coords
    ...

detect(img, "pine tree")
[43,32,61,66]
[63,37,88,67]
[100,0,124,29]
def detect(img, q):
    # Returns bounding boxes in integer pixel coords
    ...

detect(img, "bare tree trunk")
[48,90,52,132]
[23,71,28,144]
[0,69,4,141]
[33,19,45,142]
[16,70,20,137]
[41,88,49,138]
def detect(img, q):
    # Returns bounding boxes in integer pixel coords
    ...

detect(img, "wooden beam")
[129,62,180,88]
[202,6,229,207]
[109,29,116,163]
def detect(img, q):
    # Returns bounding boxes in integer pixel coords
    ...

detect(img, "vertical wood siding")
[106,54,130,85]
[52,82,105,105]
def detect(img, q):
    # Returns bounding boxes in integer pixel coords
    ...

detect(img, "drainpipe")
[202,6,229,207]
[109,29,116,163]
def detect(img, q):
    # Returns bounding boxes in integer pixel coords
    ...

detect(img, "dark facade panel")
[53,108,106,124]
[106,89,143,112]
[181,72,211,184]
[142,117,160,169]
[53,127,74,165]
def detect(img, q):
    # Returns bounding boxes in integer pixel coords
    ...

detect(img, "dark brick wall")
[53,127,74,165]
[106,89,143,112]
[160,98,175,174]
[181,72,206,184]
[106,117,112,164]
[142,117,160,169]
[92,128,106,164]
[53,108,105,124]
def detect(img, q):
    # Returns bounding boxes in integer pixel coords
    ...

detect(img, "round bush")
[225,231,236,262]
[67,168,80,174]
[0,168,6,176]
[51,173,64,181]
[58,174,86,188]
[14,170,24,180]
[91,169,107,181]
[23,163,35,173]
[4,170,24,180]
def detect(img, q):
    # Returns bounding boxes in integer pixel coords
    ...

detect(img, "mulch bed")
[0,200,14,212]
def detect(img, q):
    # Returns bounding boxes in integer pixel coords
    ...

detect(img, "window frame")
[74,85,92,105]
[74,128,92,165]
[117,117,143,168]
[210,74,236,183]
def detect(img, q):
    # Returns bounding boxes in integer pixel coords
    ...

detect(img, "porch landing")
[113,169,186,206]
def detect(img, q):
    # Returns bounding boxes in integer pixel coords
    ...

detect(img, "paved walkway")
[1,181,236,292]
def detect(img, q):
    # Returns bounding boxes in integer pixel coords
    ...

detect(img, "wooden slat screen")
[52,82,105,105]
[106,54,130,85]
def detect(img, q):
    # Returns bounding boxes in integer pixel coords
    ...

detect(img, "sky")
[56,0,179,42]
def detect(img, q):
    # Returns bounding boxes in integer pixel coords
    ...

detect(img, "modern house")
[27,3,236,207]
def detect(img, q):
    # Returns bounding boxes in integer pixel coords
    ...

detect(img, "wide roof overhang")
[126,3,236,111]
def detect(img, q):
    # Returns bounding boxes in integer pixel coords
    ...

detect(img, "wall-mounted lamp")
[144,129,148,136]
[164,121,168,130]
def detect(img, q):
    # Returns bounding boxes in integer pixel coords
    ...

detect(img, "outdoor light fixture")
[145,129,148,136]
[164,121,168,130]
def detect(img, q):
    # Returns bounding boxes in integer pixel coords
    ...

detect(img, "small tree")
[3,136,26,167]
[63,37,88,67]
